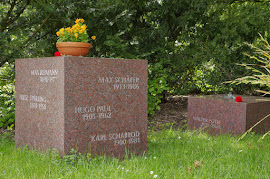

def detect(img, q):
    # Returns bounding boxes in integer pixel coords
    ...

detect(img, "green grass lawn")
[1,129,270,179]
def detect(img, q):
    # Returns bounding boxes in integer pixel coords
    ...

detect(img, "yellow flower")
[57,18,90,42]
[65,27,71,33]
[79,29,85,34]
[72,24,80,30]
[81,24,87,30]
[91,36,96,40]
[67,28,73,34]
[75,18,84,24]
[59,28,64,33]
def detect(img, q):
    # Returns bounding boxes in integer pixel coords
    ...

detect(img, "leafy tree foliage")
[0,63,14,128]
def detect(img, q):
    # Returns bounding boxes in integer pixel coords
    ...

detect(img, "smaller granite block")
[15,57,147,158]
[188,95,270,135]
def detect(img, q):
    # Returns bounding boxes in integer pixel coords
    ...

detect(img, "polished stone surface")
[188,94,270,135]
[15,57,148,157]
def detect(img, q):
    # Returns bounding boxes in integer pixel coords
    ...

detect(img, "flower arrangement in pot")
[56,18,96,56]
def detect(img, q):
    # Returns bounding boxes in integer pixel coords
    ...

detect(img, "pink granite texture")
[15,57,148,158]
[188,95,270,135]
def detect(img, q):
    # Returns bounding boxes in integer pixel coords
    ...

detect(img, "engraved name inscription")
[98,76,140,90]
[19,94,47,110]
[90,131,141,146]
[31,69,58,83]
[193,117,221,129]
[74,105,112,121]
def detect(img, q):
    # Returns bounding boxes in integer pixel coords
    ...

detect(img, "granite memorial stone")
[188,95,270,135]
[15,57,148,157]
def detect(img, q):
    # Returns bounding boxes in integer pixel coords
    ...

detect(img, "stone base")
[188,95,270,135]
[15,57,148,158]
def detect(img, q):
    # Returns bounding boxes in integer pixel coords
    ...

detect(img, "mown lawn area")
[0,129,270,179]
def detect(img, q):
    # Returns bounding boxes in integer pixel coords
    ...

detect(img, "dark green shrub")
[0,63,15,129]
[148,62,170,115]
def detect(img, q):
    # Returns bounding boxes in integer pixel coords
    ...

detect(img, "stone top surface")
[16,56,147,61]
[189,94,270,104]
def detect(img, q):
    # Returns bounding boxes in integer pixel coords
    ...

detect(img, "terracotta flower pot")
[56,42,92,56]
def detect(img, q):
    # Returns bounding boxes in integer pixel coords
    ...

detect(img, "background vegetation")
[1,0,270,128]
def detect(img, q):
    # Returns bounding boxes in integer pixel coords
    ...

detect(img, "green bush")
[0,63,15,129]
[148,62,170,115]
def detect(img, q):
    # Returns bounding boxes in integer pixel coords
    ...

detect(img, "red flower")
[54,52,61,56]
[235,96,243,102]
